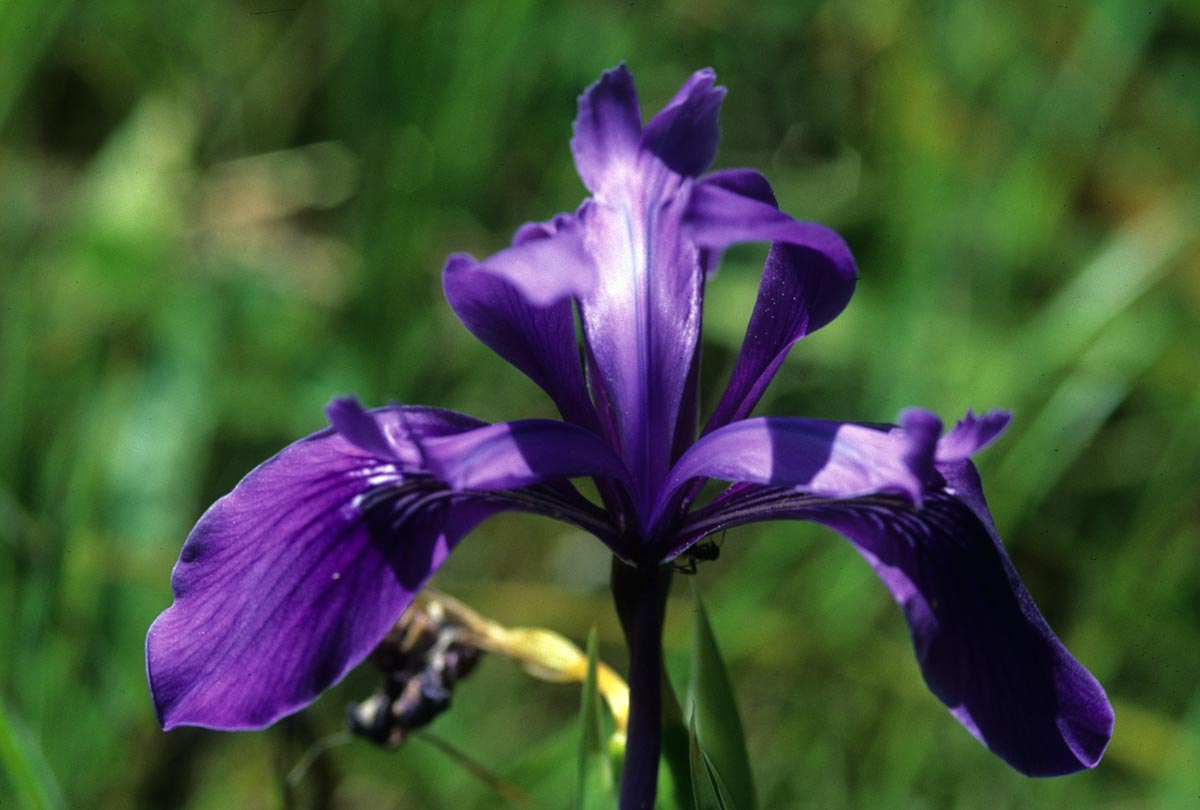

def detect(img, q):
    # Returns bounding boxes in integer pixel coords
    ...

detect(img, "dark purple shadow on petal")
[420,418,632,493]
[670,335,704,464]
[671,471,1113,776]
[700,168,778,206]
[571,63,643,195]
[653,416,931,531]
[641,68,726,177]
[899,409,942,491]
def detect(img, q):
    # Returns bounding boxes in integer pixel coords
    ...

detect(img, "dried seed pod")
[347,598,482,748]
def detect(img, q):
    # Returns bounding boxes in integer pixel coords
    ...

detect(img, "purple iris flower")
[147,64,1113,807]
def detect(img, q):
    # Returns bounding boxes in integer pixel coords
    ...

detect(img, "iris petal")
[640,68,725,177]
[146,403,629,731]
[420,418,632,492]
[655,411,941,527]
[571,63,643,196]
[577,183,701,515]
[671,414,1112,776]
[475,214,595,307]
[145,409,502,730]
[937,409,1012,462]
[704,237,858,432]
[696,168,777,206]
[816,473,1112,776]
[683,172,856,279]
[443,253,598,429]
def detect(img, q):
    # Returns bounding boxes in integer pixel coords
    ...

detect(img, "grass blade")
[688,583,756,810]
[577,628,616,810]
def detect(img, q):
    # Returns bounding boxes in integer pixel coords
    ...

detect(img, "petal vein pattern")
[146,405,615,731]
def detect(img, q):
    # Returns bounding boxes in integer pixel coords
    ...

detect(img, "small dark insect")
[672,533,724,575]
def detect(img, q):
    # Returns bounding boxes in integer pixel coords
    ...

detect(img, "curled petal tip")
[326,396,396,460]
[938,409,1013,463]
[641,68,726,177]
[572,64,642,194]
[475,215,596,307]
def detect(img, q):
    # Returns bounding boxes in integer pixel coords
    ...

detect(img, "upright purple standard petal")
[678,168,857,436]
[567,69,735,517]
[571,64,642,195]
[640,68,725,177]
[578,184,702,516]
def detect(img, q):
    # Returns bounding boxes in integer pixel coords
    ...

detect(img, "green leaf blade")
[576,628,616,810]
[688,583,757,810]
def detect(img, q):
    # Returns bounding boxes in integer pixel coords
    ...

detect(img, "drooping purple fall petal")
[672,413,1111,776]
[146,411,502,730]
[147,402,628,731]
[818,477,1112,776]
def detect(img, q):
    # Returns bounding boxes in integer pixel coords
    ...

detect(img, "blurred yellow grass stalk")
[413,589,630,743]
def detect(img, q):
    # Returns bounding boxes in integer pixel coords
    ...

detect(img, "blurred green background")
[2,0,1199,807]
